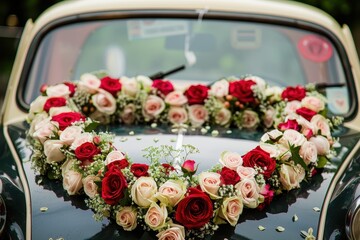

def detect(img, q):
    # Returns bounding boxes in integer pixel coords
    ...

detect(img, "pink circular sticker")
[298,35,333,62]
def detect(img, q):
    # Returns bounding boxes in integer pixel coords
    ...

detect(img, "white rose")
[168,107,188,125]
[241,110,259,129]
[63,170,83,195]
[280,129,306,147]
[219,151,243,170]
[43,140,65,163]
[235,178,262,208]
[165,90,188,106]
[116,206,138,231]
[215,196,243,226]
[188,104,208,127]
[46,84,71,98]
[121,77,140,97]
[136,75,152,91]
[49,106,73,117]
[59,125,83,145]
[210,79,229,98]
[28,112,48,136]
[131,177,157,207]
[244,76,266,91]
[284,100,301,115]
[120,104,136,125]
[70,132,93,150]
[263,107,275,128]
[236,166,257,179]
[144,202,168,230]
[260,129,283,142]
[301,96,325,112]
[311,114,331,138]
[309,135,330,155]
[299,141,318,165]
[92,89,116,115]
[279,164,305,191]
[28,96,48,120]
[79,73,101,94]
[32,118,58,144]
[156,223,185,240]
[82,175,100,198]
[143,95,165,120]
[215,108,231,126]
[105,150,126,165]
[156,180,187,207]
[265,86,282,102]
[198,172,221,199]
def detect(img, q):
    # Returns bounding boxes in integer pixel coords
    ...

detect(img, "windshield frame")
[16,9,357,121]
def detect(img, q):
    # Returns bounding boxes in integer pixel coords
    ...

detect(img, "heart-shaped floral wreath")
[27,73,342,239]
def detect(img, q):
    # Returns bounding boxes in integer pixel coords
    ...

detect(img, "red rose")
[229,80,256,104]
[51,112,86,130]
[278,119,300,131]
[220,167,240,185]
[296,107,317,121]
[130,163,149,177]
[108,159,129,170]
[74,142,100,165]
[64,82,76,97]
[257,184,274,211]
[43,97,67,112]
[281,86,306,101]
[184,84,208,105]
[100,76,122,96]
[152,79,174,96]
[175,187,213,229]
[162,163,175,174]
[101,167,128,205]
[242,146,276,179]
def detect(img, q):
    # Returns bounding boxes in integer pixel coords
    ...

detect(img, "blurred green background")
[0,0,359,102]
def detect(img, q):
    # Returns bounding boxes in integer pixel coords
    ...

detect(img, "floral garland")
[27,73,342,239]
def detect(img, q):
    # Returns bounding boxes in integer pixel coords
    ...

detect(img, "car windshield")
[25,17,349,116]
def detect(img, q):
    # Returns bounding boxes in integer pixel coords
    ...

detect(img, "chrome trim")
[346,196,360,239]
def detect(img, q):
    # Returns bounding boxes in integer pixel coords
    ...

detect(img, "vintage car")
[1,0,360,239]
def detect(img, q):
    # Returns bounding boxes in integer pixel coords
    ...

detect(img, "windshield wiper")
[315,83,345,89]
[149,65,186,80]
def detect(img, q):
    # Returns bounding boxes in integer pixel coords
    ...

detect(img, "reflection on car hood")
[6,121,360,240]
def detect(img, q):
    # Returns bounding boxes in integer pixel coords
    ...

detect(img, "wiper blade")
[149,65,185,80]
[315,83,345,89]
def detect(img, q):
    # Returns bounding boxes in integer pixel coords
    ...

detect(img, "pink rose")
[105,150,126,166]
[144,202,168,230]
[168,107,188,125]
[188,104,208,127]
[43,140,65,163]
[116,206,138,231]
[82,175,100,198]
[131,177,157,207]
[236,166,257,179]
[165,90,188,106]
[182,160,197,175]
[299,141,318,165]
[210,79,229,98]
[235,178,262,208]
[32,119,58,144]
[219,151,243,170]
[70,133,93,150]
[309,135,330,155]
[311,114,331,138]
[284,100,301,115]
[241,110,260,129]
[92,90,116,115]
[198,172,222,199]
[215,196,243,226]
[280,129,306,147]
[46,84,71,98]
[215,108,231,126]
[301,96,325,112]
[59,125,83,145]
[263,107,275,128]
[79,73,101,94]
[63,170,83,195]
[279,164,305,191]
[156,223,185,240]
[143,95,165,120]
[120,104,136,125]
[156,180,186,207]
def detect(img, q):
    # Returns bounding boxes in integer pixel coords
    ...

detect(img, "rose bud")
[40,84,48,94]
[181,160,197,176]
[93,135,101,145]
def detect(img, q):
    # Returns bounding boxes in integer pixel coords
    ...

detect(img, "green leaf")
[118,189,132,207]
[317,156,328,168]
[84,121,100,132]
[289,144,308,171]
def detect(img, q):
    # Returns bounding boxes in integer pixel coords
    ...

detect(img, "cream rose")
[309,135,330,155]
[236,166,257,179]
[131,177,157,207]
[116,206,138,231]
[48,106,73,117]
[188,104,208,127]
[280,129,306,148]
[105,150,126,165]
[235,178,262,208]
[46,84,71,98]
[156,223,185,240]
[28,96,48,120]
[241,110,260,129]
[260,129,283,142]
[70,132,93,149]
[299,141,318,165]
[120,104,136,125]
[167,107,188,125]
[121,77,140,97]
[284,100,301,115]
[82,175,100,198]
[215,108,231,126]
[144,202,168,230]
[279,164,305,191]
[265,86,282,102]
[301,96,325,112]
[32,119,58,144]
[79,73,101,94]
[210,79,229,98]
[165,90,188,106]
[63,170,83,195]
[263,107,275,128]
[59,125,83,145]
[137,75,152,91]
[311,114,331,138]
[156,180,186,207]
[92,89,116,115]
[143,95,165,120]
[215,196,243,226]
[219,151,243,170]
[43,140,65,163]
[198,172,221,199]
[28,112,48,136]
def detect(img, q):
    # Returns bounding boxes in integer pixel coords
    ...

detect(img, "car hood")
[6,120,360,240]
